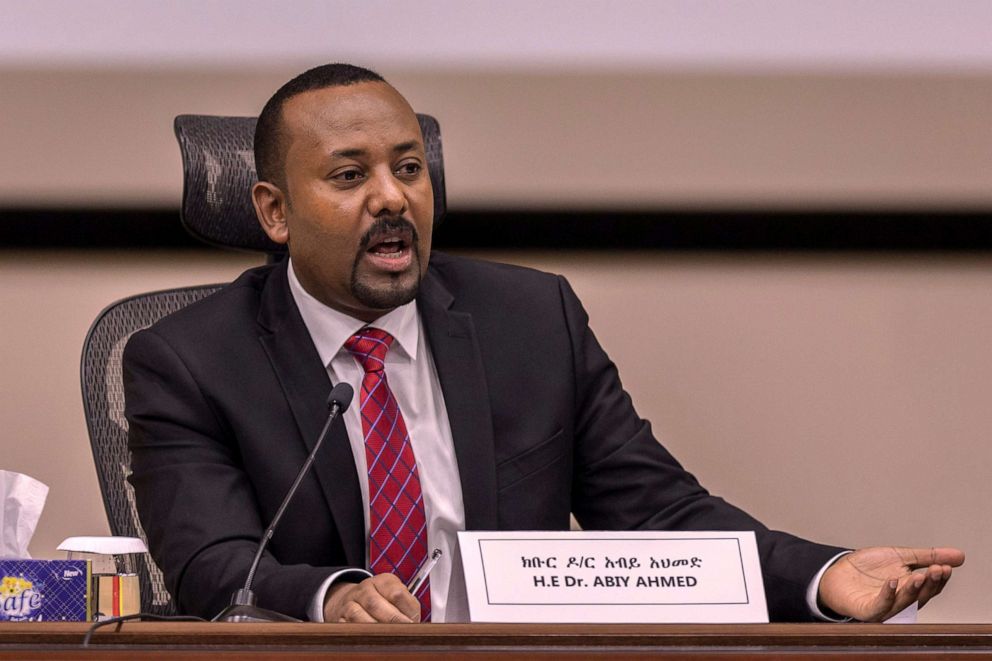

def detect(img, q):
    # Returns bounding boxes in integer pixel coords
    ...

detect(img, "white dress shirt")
[288,259,843,623]
[287,261,470,622]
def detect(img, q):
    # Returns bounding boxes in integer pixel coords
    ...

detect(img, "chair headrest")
[174,114,447,252]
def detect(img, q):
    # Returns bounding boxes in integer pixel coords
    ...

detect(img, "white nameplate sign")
[458,530,767,623]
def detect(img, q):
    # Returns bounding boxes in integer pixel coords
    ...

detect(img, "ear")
[252,181,289,245]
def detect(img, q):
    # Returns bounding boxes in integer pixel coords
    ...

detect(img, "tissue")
[1,470,49,558]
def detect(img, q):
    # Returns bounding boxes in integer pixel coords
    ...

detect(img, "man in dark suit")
[123,64,962,624]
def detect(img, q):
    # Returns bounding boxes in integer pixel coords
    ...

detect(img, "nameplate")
[457,530,767,623]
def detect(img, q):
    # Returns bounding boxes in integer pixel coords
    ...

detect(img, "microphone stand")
[213,383,354,622]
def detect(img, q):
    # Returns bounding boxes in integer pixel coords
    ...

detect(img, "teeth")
[370,238,404,255]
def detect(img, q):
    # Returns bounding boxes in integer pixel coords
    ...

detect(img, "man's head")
[251,64,434,322]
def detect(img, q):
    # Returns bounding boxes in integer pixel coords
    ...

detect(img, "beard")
[349,216,424,310]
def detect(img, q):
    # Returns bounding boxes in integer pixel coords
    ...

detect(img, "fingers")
[865,566,952,621]
[864,574,923,622]
[902,547,965,570]
[370,574,421,623]
[863,578,899,622]
[916,565,953,609]
[337,599,378,623]
[324,574,421,623]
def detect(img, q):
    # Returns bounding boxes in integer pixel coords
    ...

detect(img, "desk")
[2,622,992,659]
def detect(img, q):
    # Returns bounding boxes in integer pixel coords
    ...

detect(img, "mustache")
[358,216,419,252]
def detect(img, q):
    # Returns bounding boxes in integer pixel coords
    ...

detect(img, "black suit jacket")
[123,253,844,621]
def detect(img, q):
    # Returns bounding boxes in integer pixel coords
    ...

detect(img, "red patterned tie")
[345,327,430,621]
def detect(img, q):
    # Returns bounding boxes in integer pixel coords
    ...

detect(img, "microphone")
[213,382,354,623]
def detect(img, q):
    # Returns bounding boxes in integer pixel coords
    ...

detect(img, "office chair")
[80,113,447,615]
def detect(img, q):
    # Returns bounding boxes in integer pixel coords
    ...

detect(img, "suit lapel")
[418,268,498,531]
[256,262,366,567]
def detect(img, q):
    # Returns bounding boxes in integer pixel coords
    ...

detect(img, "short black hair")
[254,63,387,187]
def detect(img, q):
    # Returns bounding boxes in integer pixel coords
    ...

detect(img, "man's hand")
[323,573,420,623]
[818,546,965,622]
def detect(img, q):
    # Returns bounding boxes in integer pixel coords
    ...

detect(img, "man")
[123,64,963,624]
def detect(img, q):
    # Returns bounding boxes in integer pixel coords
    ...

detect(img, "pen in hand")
[406,548,442,597]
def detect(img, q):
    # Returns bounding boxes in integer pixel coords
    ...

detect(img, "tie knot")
[345,327,395,373]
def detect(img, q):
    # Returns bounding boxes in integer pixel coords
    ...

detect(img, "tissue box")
[0,560,91,621]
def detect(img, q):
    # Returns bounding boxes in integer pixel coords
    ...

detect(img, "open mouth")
[367,235,409,258]
[362,224,416,272]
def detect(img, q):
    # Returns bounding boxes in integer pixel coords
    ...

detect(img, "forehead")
[280,82,423,156]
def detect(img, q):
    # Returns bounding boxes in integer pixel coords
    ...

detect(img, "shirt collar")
[287,258,420,367]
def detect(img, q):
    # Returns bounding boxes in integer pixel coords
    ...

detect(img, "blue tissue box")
[0,560,91,621]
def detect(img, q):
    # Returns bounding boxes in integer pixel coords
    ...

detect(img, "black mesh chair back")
[80,285,223,615]
[173,113,447,253]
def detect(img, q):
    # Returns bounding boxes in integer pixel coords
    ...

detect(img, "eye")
[395,161,423,179]
[330,168,365,183]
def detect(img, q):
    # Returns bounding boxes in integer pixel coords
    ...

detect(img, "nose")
[366,167,407,217]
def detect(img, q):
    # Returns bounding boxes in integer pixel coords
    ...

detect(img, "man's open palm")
[819,546,964,622]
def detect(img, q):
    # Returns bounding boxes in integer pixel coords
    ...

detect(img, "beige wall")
[3,249,990,623]
[1,67,990,208]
